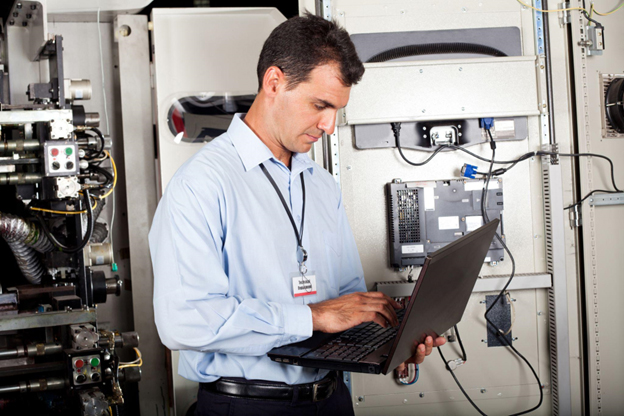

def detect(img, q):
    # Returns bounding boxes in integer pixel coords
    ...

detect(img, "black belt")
[200,372,338,403]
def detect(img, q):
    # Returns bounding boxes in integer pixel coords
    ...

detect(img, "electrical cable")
[94,151,117,200]
[591,1,624,16]
[33,190,94,253]
[438,347,487,416]
[119,347,142,369]
[29,197,98,215]
[391,126,621,211]
[454,324,467,362]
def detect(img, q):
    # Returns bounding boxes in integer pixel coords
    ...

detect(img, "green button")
[65,147,73,156]
[90,357,100,367]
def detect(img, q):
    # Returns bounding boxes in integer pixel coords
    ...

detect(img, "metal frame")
[115,15,170,415]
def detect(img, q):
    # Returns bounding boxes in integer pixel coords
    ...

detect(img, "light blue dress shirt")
[149,114,366,385]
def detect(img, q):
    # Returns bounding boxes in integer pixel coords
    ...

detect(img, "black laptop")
[268,219,500,375]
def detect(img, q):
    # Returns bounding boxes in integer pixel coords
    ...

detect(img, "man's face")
[271,63,351,155]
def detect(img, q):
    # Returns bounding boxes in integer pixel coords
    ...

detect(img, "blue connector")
[461,163,478,179]
[479,117,494,130]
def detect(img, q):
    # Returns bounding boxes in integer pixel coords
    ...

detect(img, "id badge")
[291,272,317,297]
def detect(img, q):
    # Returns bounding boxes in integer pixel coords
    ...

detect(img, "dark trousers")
[194,377,355,416]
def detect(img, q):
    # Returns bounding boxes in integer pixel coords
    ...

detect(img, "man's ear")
[261,66,286,97]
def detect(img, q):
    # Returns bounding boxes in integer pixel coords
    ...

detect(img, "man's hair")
[257,12,365,91]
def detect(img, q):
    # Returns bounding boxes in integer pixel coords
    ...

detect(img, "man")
[150,13,444,416]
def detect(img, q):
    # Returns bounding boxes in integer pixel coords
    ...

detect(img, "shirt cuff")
[281,303,313,344]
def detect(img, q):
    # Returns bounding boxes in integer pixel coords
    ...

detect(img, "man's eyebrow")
[315,99,337,109]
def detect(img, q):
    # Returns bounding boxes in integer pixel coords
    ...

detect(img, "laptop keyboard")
[304,308,406,362]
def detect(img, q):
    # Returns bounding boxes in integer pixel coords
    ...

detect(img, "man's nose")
[318,111,337,136]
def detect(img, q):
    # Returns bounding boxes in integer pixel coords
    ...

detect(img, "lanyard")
[259,163,307,274]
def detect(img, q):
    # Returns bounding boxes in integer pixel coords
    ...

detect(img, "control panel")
[70,353,103,387]
[43,141,79,177]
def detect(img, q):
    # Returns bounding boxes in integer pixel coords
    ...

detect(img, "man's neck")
[243,105,292,169]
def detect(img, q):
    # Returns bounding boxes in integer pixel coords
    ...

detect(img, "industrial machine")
[1,0,622,415]
[0,3,141,414]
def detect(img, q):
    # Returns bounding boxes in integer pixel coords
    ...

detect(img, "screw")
[537,311,543,315]
[540,65,545,69]
[461,107,465,111]
[346,165,352,170]
[419,69,423,73]
[339,12,344,16]
[22,21,27,27]
[459,67,463,71]
[481,388,487,394]
[26,13,32,19]
[534,235,538,239]
[461,217,465,221]
[13,12,18,17]
[400,10,405,14]
[422,109,426,113]
[358,396,364,402]
[589,198,593,202]
[31,4,37,9]
[16,3,22,9]
[419,392,425,398]
[480,300,486,304]
[482,339,488,343]
[403,399,408,403]
[462,7,467,12]
[512,337,518,341]
[543,104,547,108]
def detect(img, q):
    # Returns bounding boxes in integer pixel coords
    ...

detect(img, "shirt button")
[290,337,297,343]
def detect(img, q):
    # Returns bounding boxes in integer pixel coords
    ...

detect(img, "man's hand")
[309,292,402,333]
[395,335,447,376]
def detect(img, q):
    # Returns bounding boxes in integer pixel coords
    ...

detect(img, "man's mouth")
[305,134,321,142]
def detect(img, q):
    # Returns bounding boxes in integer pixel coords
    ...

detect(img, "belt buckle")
[312,383,320,402]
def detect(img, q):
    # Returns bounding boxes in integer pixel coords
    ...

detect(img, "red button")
[75,359,84,369]
[51,148,59,156]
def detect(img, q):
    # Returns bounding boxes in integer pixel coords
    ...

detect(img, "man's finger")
[434,336,447,347]
[424,336,433,356]
[414,343,426,365]
[361,291,402,309]
[363,300,398,327]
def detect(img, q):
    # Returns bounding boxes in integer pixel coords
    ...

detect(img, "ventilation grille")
[601,74,624,138]
[397,189,420,243]
[548,287,559,415]
[541,151,554,273]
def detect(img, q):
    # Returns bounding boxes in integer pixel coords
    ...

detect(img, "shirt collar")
[228,113,315,176]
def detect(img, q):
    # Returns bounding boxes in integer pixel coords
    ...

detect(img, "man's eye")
[314,104,326,110]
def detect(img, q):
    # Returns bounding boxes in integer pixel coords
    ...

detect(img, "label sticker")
[438,216,460,230]
[424,187,436,211]
[402,244,424,254]
[465,216,484,232]
[292,275,317,297]
[464,181,500,192]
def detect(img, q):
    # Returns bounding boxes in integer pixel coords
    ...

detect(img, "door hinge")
[569,204,582,228]
[558,2,571,25]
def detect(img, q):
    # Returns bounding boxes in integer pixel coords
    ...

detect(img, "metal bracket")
[588,192,624,206]
[321,0,332,20]
[326,132,341,185]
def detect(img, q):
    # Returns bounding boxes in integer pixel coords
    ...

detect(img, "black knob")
[52,161,60,170]
[66,161,74,170]
[76,374,86,383]
[91,372,101,382]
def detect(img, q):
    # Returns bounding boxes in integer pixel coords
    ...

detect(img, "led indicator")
[90,357,100,367]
